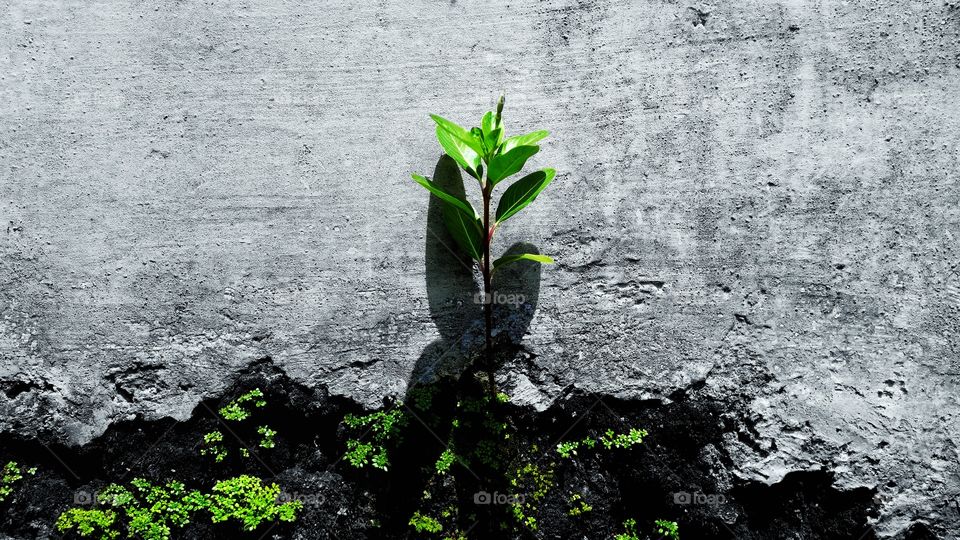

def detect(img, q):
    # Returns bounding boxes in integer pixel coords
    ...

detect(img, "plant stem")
[482,175,496,397]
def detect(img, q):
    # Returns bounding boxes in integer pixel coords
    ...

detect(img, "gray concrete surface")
[2,0,959,536]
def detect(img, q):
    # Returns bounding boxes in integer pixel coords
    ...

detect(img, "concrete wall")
[1,0,958,535]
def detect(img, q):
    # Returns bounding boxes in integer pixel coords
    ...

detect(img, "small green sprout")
[56,508,119,540]
[200,431,228,463]
[59,479,207,540]
[508,461,555,531]
[258,425,277,449]
[0,461,25,503]
[57,474,301,538]
[600,427,647,450]
[434,449,456,475]
[218,388,266,421]
[556,428,647,458]
[342,406,407,471]
[655,519,680,539]
[207,475,302,531]
[408,511,443,534]
[567,493,593,517]
[615,518,640,540]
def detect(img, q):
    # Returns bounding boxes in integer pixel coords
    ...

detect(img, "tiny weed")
[408,511,442,534]
[0,461,34,503]
[207,475,302,531]
[342,406,407,471]
[434,448,456,475]
[200,431,228,463]
[566,493,593,517]
[615,518,639,540]
[56,509,119,540]
[655,519,680,539]
[257,425,277,449]
[219,388,266,422]
[508,461,555,531]
[556,428,647,458]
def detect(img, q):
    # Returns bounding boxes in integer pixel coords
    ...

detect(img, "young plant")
[566,493,593,517]
[200,431,228,463]
[341,406,407,471]
[412,96,555,393]
[0,461,36,503]
[207,475,302,531]
[56,509,119,540]
[615,518,640,540]
[218,388,266,421]
[555,427,647,458]
[654,519,680,539]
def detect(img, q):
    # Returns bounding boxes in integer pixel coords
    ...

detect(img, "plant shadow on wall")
[409,154,543,394]
[330,98,882,540]
[388,153,545,537]
[0,98,885,540]
[337,100,686,539]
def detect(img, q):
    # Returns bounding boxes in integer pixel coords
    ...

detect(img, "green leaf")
[488,145,539,184]
[435,127,482,180]
[442,203,484,261]
[501,130,549,154]
[411,174,483,260]
[493,253,554,271]
[495,168,556,223]
[411,174,477,218]
[481,111,502,155]
[430,114,484,156]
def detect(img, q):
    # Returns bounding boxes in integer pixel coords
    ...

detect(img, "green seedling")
[58,475,301,539]
[556,427,647,458]
[207,475,302,531]
[342,406,407,471]
[219,388,266,421]
[412,95,556,393]
[56,509,119,540]
[408,511,443,534]
[567,493,593,517]
[654,519,680,539]
[0,461,35,503]
[615,518,640,540]
[201,431,229,463]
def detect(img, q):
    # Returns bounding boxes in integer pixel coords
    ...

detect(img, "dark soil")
[0,357,886,539]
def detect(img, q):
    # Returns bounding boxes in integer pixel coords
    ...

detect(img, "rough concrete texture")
[1,0,959,536]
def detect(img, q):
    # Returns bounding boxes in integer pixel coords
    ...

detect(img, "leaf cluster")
[202,389,277,463]
[56,476,302,539]
[556,427,648,458]
[0,461,36,503]
[342,406,408,471]
[654,519,680,539]
[566,493,593,517]
[218,389,266,422]
[412,96,556,271]
[207,475,302,531]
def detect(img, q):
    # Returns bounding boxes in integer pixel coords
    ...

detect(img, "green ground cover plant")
[0,461,36,503]
[56,388,301,539]
[56,476,301,540]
